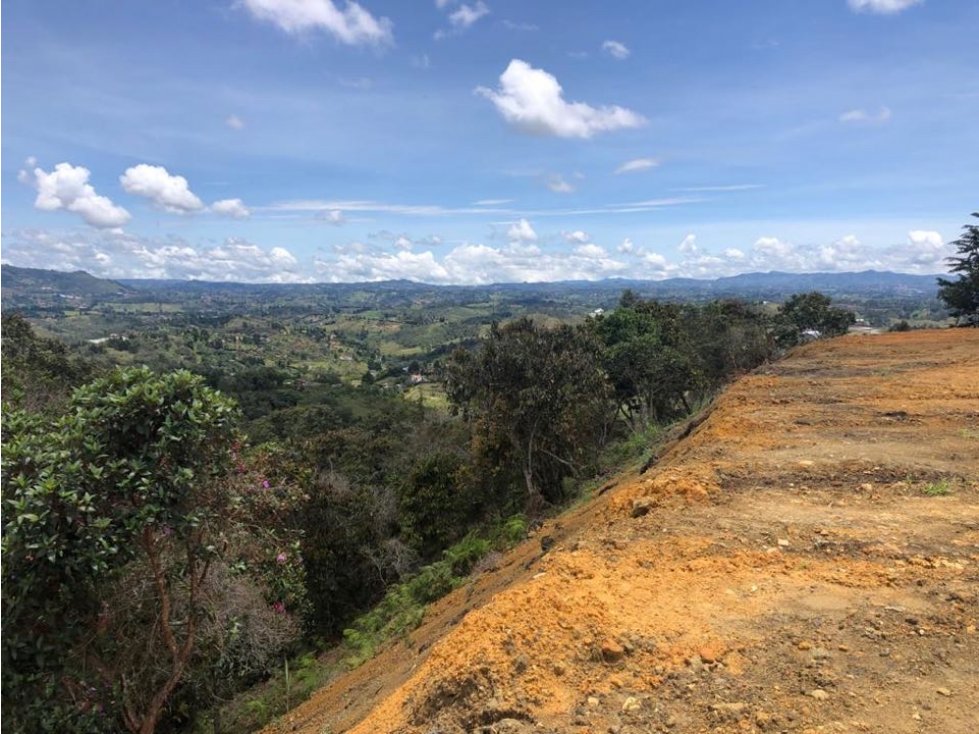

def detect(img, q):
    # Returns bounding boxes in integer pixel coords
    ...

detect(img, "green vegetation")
[922,480,952,496]
[1,282,874,733]
[774,291,856,345]
[937,212,979,326]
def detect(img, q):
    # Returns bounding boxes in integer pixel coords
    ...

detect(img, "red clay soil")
[265,329,979,734]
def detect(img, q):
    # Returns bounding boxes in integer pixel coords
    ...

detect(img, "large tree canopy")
[445,318,611,509]
[2,367,237,733]
[937,212,979,326]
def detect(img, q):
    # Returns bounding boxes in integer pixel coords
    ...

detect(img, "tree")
[2,368,237,733]
[937,212,979,326]
[776,292,855,346]
[445,318,611,509]
[1,312,96,413]
[594,302,703,427]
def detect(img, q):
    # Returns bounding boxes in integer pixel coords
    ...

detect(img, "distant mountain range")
[1,265,133,301]
[1,264,942,304]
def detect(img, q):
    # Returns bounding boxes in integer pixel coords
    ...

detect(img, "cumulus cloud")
[575,243,607,259]
[615,157,658,174]
[318,209,346,225]
[617,237,635,254]
[447,1,489,28]
[312,239,632,284]
[120,164,204,214]
[816,234,864,270]
[476,59,646,138]
[2,229,306,282]
[225,114,245,130]
[547,174,575,193]
[211,198,251,219]
[507,218,538,242]
[434,0,489,38]
[564,230,590,244]
[643,252,670,271]
[240,0,393,46]
[678,233,699,254]
[724,248,745,260]
[753,236,793,258]
[394,235,413,250]
[906,230,945,264]
[847,0,922,14]
[319,249,450,282]
[839,107,892,124]
[24,162,131,229]
[602,40,630,60]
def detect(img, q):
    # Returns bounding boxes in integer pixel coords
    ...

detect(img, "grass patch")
[921,480,952,497]
[341,533,492,666]
[194,652,338,734]
[598,423,664,475]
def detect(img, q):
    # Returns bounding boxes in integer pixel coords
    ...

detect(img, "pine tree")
[937,212,979,326]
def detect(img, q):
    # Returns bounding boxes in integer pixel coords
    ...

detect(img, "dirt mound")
[266,329,979,734]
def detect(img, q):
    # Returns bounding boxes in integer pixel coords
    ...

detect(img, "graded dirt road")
[268,329,979,734]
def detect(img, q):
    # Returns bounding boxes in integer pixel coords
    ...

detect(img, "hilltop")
[266,329,979,734]
[0,265,133,301]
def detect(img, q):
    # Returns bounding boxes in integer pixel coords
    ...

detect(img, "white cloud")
[723,248,745,260]
[847,0,922,14]
[120,164,204,214]
[474,198,512,206]
[448,1,489,28]
[507,218,538,242]
[211,198,251,219]
[564,230,590,244]
[267,196,700,218]
[320,249,451,283]
[434,0,489,38]
[394,235,413,250]
[547,175,575,194]
[575,243,607,259]
[319,208,346,225]
[678,233,699,254]
[906,230,945,264]
[753,236,793,258]
[602,40,630,60]
[615,157,658,174]
[617,237,635,254]
[269,246,298,265]
[839,107,892,124]
[643,252,670,271]
[475,59,646,138]
[2,229,306,282]
[812,234,867,270]
[225,114,245,130]
[26,162,131,229]
[240,0,393,46]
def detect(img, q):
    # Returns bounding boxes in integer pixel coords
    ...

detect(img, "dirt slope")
[268,329,979,734]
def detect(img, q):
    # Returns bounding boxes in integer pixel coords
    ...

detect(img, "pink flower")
[276,552,288,564]
[272,601,286,614]
[262,479,270,489]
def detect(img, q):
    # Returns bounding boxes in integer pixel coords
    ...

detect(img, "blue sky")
[2,0,977,283]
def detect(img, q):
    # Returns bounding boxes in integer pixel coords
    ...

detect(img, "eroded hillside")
[267,330,979,734]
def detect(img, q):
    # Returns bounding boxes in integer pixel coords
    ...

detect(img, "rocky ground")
[265,329,979,734]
